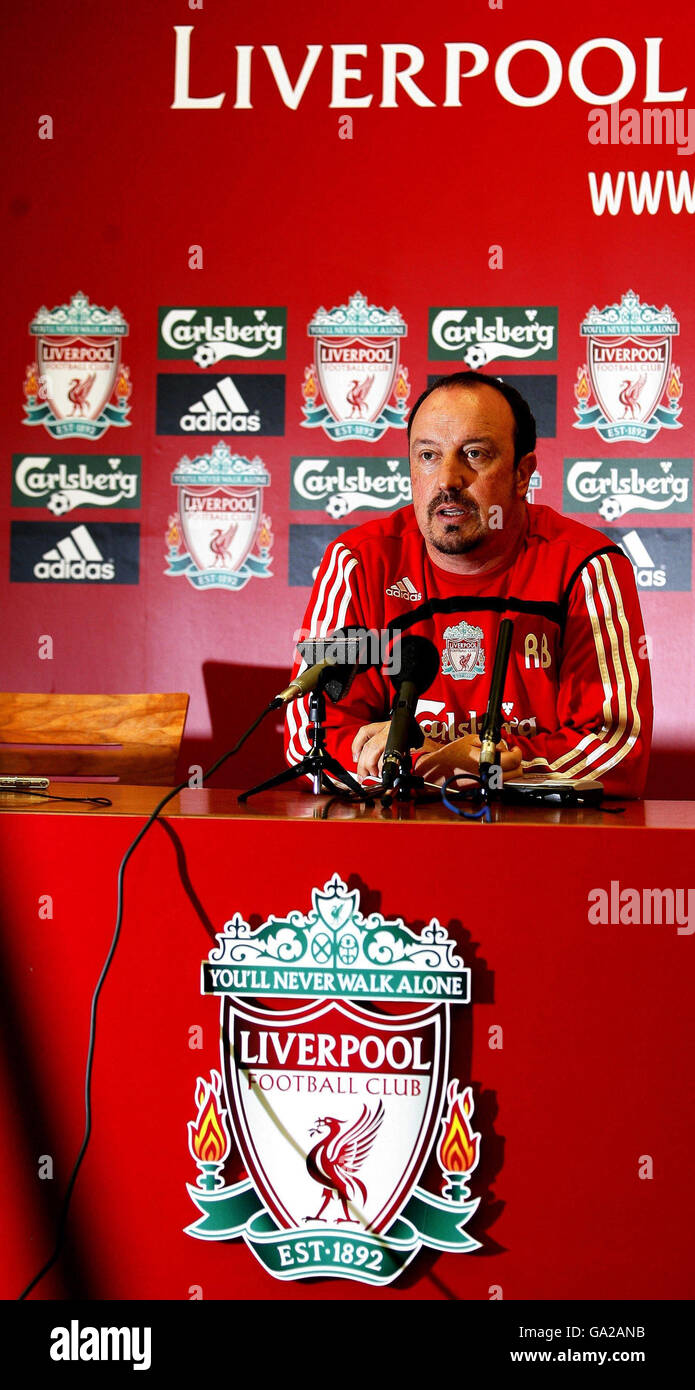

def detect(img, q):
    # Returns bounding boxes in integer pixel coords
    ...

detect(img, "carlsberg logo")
[291,456,410,517]
[12,455,140,512]
[564,457,691,520]
[428,306,558,365]
[158,306,286,364]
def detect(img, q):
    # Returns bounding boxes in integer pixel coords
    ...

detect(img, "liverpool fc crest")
[442,620,486,681]
[574,290,682,444]
[301,291,410,442]
[185,875,480,1285]
[22,291,132,440]
[165,441,272,591]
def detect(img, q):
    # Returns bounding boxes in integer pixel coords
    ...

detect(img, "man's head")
[407,371,536,464]
[407,372,537,568]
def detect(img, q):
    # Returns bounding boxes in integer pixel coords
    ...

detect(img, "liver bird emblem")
[346,375,374,418]
[67,373,96,416]
[304,1101,384,1224]
[618,373,647,419]
[209,521,238,566]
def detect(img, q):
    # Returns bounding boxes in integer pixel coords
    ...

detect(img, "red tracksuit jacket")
[285,503,653,797]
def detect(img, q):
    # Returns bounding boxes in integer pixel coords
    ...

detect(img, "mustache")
[427,491,480,520]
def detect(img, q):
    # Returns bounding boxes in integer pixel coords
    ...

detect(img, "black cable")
[1,789,113,806]
[320,784,384,819]
[17,698,278,1300]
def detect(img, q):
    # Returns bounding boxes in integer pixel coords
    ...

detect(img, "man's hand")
[352,724,523,785]
[351,721,391,781]
[415,734,522,786]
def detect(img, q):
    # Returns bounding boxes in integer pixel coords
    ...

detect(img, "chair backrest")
[0,692,189,785]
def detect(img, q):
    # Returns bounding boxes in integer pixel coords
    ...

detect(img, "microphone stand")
[378,713,440,806]
[380,766,442,807]
[476,617,515,809]
[238,678,363,802]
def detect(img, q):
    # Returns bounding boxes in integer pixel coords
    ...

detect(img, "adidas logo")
[618,529,666,588]
[180,376,261,433]
[34,524,115,581]
[386,575,422,602]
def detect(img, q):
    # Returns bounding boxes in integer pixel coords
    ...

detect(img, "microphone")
[321,664,360,705]
[381,635,439,789]
[274,658,340,705]
[296,627,375,670]
[479,618,515,771]
[275,627,375,706]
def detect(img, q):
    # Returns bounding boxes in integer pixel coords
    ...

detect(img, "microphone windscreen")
[390,635,439,695]
[297,627,372,670]
[322,663,360,704]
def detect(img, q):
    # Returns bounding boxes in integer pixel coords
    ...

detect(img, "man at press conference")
[285,371,653,797]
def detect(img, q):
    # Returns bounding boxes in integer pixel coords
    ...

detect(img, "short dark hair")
[407,371,537,466]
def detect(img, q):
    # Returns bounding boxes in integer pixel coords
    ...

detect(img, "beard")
[426,492,485,554]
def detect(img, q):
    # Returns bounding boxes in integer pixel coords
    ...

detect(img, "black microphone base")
[477,757,503,805]
[238,751,362,802]
[239,686,362,802]
[380,749,441,804]
[381,773,442,805]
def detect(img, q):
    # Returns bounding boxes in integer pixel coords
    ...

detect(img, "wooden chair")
[0,693,190,785]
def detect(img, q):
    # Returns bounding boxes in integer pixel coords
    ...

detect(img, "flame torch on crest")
[187,1071,231,1192]
[437,1080,481,1204]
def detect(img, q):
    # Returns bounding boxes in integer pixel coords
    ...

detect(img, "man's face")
[409,385,535,561]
